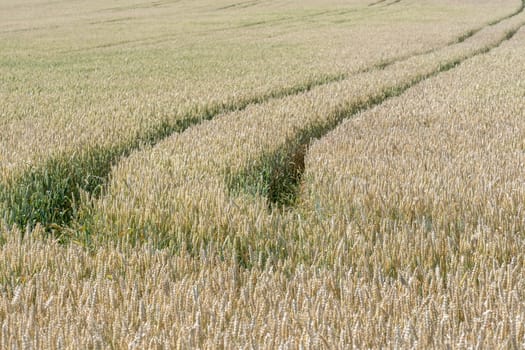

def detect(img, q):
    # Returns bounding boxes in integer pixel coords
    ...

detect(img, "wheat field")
[1,0,525,348]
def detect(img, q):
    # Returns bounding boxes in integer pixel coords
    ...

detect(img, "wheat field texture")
[1,0,525,348]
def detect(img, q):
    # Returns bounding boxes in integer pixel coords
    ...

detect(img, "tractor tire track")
[232,5,525,208]
[1,3,523,231]
[85,7,525,264]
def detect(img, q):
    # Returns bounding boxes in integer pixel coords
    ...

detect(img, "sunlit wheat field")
[1,0,525,348]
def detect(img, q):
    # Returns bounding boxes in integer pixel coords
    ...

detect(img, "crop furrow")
[368,0,388,6]
[65,0,523,55]
[384,0,402,7]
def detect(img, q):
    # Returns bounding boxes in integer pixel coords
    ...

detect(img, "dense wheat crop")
[2,227,524,348]
[0,0,521,228]
[1,0,525,348]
